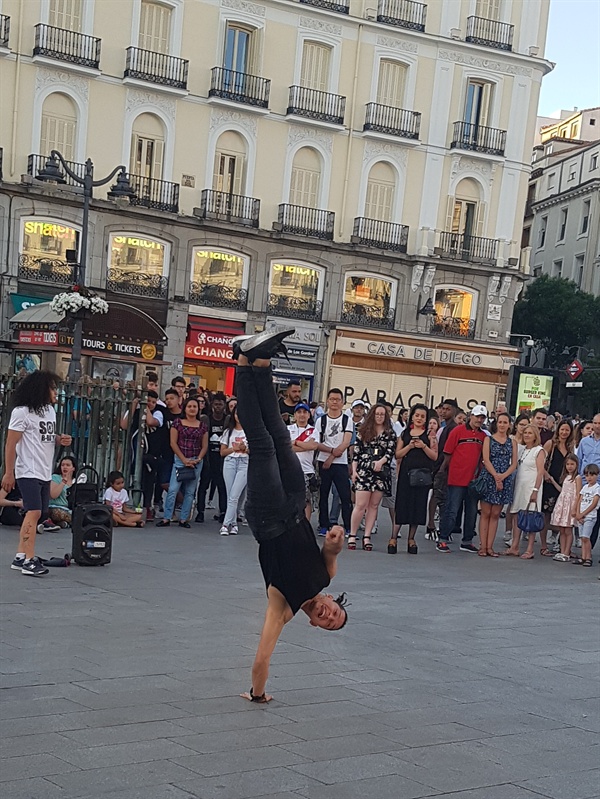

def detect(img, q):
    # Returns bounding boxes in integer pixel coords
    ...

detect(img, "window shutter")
[446,196,457,232]
[41,113,76,160]
[247,28,261,75]
[130,134,142,175]
[213,152,245,195]
[290,167,320,208]
[479,83,492,127]
[365,179,394,221]
[376,60,407,108]
[475,0,500,20]
[49,0,82,31]
[476,201,487,237]
[301,42,330,91]
[152,138,165,180]
[139,1,171,53]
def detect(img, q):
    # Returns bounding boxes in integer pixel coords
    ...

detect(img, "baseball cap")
[471,404,488,417]
[351,399,366,409]
[295,402,310,412]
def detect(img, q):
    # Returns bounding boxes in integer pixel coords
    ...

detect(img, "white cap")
[351,399,366,409]
[471,404,488,417]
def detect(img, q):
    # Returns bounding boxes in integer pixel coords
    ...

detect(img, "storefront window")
[190,248,249,310]
[19,218,80,284]
[341,273,395,329]
[267,260,323,321]
[107,233,169,298]
[432,287,476,339]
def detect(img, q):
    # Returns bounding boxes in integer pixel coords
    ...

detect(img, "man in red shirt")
[436,405,487,553]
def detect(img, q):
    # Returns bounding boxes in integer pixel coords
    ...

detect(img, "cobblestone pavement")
[1,515,599,799]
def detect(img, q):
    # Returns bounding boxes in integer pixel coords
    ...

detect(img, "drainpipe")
[10,0,25,176]
[339,23,363,239]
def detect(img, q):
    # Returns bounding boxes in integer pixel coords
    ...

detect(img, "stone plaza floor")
[1,515,599,799]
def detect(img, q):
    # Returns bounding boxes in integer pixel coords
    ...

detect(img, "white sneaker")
[230,525,238,535]
[219,525,229,536]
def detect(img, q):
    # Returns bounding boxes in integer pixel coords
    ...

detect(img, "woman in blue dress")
[479,412,518,556]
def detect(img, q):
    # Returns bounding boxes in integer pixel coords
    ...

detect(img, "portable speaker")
[71,503,113,566]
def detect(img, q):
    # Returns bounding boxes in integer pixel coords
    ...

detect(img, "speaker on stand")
[71,503,113,566]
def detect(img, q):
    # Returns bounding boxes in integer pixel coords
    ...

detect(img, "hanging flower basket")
[50,286,109,317]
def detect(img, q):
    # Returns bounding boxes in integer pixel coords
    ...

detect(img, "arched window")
[129,112,165,180]
[267,260,324,321]
[446,177,485,237]
[139,0,172,53]
[213,131,247,195]
[376,60,407,108]
[40,93,78,160]
[107,233,169,299]
[342,273,396,329]
[290,147,321,208]
[190,247,249,310]
[364,161,396,222]
[431,286,477,340]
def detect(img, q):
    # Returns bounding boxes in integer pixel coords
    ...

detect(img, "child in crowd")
[104,471,144,528]
[574,463,600,567]
[550,454,580,562]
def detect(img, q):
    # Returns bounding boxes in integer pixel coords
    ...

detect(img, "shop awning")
[9,303,63,328]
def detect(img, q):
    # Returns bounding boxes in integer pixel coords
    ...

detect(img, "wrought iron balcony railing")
[209,67,270,108]
[287,85,345,126]
[466,16,514,51]
[18,253,73,285]
[364,103,421,139]
[437,231,498,263]
[124,47,188,89]
[106,268,168,299]
[299,0,349,13]
[128,174,179,213]
[451,121,506,156]
[0,14,10,48]
[352,218,409,252]
[28,153,86,187]
[189,283,248,311]
[267,294,323,322]
[341,302,395,330]
[275,204,335,240]
[377,0,427,31]
[199,189,260,228]
[429,315,476,340]
[33,23,101,69]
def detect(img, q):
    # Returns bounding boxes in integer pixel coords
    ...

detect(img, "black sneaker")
[37,520,60,534]
[21,557,49,576]
[195,512,204,523]
[460,543,479,553]
[213,513,225,522]
[231,334,253,360]
[10,555,25,571]
[436,542,451,553]
[240,328,295,362]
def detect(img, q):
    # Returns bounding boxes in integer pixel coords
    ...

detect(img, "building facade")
[0,0,552,405]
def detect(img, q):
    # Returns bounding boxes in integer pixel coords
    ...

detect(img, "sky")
[538,0,600,117]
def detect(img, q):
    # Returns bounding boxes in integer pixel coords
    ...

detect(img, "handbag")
[175,466,196,483]
[408,468,433,488]
[517,502,544,533]
[469,471,487,499]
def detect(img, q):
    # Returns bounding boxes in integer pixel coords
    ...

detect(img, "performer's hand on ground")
[240,691,273,703]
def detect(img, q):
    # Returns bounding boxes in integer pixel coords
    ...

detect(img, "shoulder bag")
[175,466,197,483]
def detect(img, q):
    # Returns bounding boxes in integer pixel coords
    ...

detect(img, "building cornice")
[532,178,600,212]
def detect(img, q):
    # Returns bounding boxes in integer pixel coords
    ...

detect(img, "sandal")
[347,536,357,550]
[477,550,487,557]
[540,548,553,557]
[407,540,418,555]
[582,559,593,567]
[487,550,500,558]
[520,552,534,559]
[387,539,397,555]
[362,536,373,552]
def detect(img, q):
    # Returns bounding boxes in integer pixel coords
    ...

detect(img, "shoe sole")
[10,563,24,570]
[21,569,49,576]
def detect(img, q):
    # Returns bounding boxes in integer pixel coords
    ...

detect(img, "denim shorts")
[579,516,596,539]
[16,478,50,516]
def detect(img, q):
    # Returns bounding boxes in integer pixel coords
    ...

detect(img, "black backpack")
[319,413,349,442]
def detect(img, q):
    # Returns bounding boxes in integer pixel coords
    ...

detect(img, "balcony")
[28,153,86,187]
[287,86,345,126]
[124,47,188,90]
[437,231,498,264]
[189,283,248,311]
[33,23,101,69]
[299,0,349,13]
[352,218,408,253]
[275,204,335,240]
[0,14,10,48]
[198,189,260,228]
[429,315,475,340]
[466,16,514,51]
[209,67,270,109]
[128,174,179,213]
[107,268,168,300]
[267,294,323,322]
[377,0,427,31]
[341,302,395,330]
[364,103,420,139]
[451,121,506,156]
[18,254,73,285]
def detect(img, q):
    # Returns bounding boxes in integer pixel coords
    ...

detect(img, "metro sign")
[566,359,584,380]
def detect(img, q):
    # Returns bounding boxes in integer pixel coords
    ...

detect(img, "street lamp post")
[36,151,135,381]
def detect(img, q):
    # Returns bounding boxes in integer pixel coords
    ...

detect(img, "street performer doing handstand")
[233,328,347,704]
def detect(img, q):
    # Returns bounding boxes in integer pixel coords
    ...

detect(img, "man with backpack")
[309,388,354,537]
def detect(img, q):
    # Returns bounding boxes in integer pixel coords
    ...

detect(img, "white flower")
[50,291,109,315]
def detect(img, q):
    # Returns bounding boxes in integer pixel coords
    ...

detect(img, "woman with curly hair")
[348,404,397,551]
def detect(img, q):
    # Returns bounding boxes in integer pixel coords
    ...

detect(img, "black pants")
[196,451,226,516]
[235,365,305,541]
[318,463,352,531]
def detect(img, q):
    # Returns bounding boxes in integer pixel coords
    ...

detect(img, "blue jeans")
[164,457,202,523]
[440,485,477,543]
[223,456,248,527]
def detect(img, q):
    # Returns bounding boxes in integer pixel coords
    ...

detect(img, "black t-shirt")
[157,407,181,462]
[258,517,331,615]
[208,414,226,453]
[279,397,298,425]
[434,418,457,473]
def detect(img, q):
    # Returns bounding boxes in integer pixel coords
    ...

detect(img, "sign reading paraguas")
[336,335,520,371]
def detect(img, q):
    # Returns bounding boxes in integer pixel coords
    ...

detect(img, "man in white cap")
[436,404,488,553]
